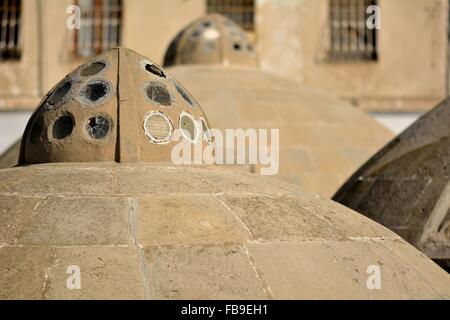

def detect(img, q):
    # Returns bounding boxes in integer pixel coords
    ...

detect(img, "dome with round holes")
[0,48,449,300]
[19,48,212,165]
[163,14,257,68]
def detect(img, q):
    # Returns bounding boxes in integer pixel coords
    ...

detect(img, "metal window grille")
[74,0,122,58]
[206,0,255,31]
[328,0,378,61]
[0,0,21,61]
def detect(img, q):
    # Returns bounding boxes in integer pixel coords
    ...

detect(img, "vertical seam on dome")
[214,194,275,298]
[214,194,256,239]
[242,244,275,300]
[128,197,151,300]
[114,49,121,162]
[41,255,59,300]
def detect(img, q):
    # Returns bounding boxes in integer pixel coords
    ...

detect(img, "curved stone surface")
[2,47,448,300]
[0,141,19,169]
[163,14,257,68]
[0,163,449,300]
[19,48,211,165]
[333,98,450,264]
[167,65,393,196]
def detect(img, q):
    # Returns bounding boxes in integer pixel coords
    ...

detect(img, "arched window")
[74,0,122,58]
[0,0,21,61]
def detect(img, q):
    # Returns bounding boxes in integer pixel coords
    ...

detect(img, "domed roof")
[334,97,450,265]
[163,14,257,68]
[1,48,448,299]
[166,65,393,196]
[19,48,211,165]
[0,163,449,299]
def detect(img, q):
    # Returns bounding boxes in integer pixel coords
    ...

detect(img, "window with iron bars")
[206,0,255,31]
[73,0,122,58]
[0,0,21,61]
[328,0,378,62]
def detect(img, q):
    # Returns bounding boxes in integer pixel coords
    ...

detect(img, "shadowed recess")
[81,81,110,103]
[87,116,110,139]
[53,115,74,140]
[81,61,106,77]
[146,83,172,106]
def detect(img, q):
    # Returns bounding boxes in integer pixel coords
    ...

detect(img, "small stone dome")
[334,97,450,268]
[19,48,211,165]
[163,14,257,68]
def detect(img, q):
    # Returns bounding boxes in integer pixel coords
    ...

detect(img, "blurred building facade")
[0,0,448,112]
[257,0,449,112]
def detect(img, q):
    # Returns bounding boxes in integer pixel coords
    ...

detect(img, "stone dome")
[334,97,450,268]
[0,48,448,299]
[19,48,211,165]
[166,65,393,196]
[1,163,449,299]
[163,14,257,68]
